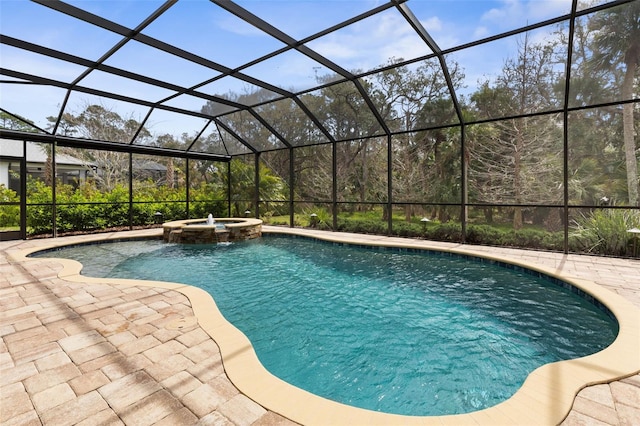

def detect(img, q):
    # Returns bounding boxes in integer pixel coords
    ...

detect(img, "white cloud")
[481,0,526,25]
[526,0,572,20]
[310,40,358,60]
[2,49,83,82]
[306,11,434,72]
[481,0,571,28]
[423,16,443,33]
[473,26,491,40]
[216,15,268,37]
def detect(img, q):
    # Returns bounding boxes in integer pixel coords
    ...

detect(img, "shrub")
[466,224,502,245]
[0,185,19,228]
[27,204,53,235]
[55,183,106,231]
[391,221,422,238]
[102,185,130,227]
[189,183,227,218]
[131,201,156,226]
[336,218,387,235]
[18,174,631,258]
[190,200,227,218]
[570,209,640,256]
[541,232,564,251]
[466,224,562,250]
[26,178,53,235]
[266,218,289,226]
[425,223,463,242]
[304,207,332,229]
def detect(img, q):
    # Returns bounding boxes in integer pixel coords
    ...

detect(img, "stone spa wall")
[162,218,262,244]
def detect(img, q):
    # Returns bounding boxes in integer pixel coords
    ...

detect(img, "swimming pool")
[37,234,619,416]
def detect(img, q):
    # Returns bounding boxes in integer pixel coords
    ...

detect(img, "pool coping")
[7,227,640,425]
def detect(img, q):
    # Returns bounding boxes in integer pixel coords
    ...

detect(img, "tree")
[297,76,385,208]
[155,133,190,189]
[292,144,333,202]
[469,34,564,229]
[415,99,462,221]
[335,137,388,208]
[220,157,287,216]
[48,103,153,191]
[0,111,37,132]
[370,59,464,220]
[555,17,619,205]
[589,1,640,206]
[370,58,460,132]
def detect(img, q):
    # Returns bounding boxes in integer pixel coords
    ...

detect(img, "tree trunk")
[405,204,413,222]
[166,158,175,189]
[438,206,449,222]
[622,64,638,206]
[484,207,493,223]
[513,121,524,230]
[44,152,53,187]
[513,206,523,229]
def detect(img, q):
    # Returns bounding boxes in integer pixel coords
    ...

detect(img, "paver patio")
[1,227,638,425]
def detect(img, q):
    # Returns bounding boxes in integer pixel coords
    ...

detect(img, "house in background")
[132,159,167,183]
[1,139,170,192]
[0,139,95,191]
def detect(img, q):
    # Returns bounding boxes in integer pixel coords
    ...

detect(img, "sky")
[0,0,583,137]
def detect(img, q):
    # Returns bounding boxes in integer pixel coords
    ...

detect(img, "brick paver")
[1,228,638,425]
[0,231,295,425]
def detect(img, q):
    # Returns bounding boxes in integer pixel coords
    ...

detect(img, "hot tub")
[162,217,262,244]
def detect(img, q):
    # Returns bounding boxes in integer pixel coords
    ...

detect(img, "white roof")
[1,139,91,166]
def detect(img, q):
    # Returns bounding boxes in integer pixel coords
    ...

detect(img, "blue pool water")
[38,237,618,416]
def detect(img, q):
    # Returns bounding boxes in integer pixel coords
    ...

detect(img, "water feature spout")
[207,214,215,226]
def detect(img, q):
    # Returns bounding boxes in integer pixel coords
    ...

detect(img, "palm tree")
[589,2,640,206]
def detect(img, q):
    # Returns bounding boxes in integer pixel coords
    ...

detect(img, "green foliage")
[466,224,502,244]
[331,214,562,249]
[189,182,227,218]
[423,223,463,243]
[392,221,423,238]
[336,218,388,235]
[260,202,289,218]
[467,224,563,250]
[218,158,289,216]
[26,178,54,235]
[103,185,130,227]
[23,180,192,235]
[264,215,289,226]
[0,111,38,132]
[18,169,629,256]
[0,185,20,229]
[303,207,332,229]
[56,182,106,231]
[17,154,290,237]
[189,200,227,219]
[570,209,640,256]
[131,182,187,223]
